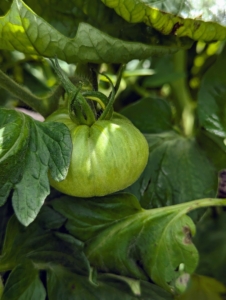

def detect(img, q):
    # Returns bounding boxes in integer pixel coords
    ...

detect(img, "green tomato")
[46,109,149,197]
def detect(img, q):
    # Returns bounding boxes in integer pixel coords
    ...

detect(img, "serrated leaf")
[0,0,189,64]
[0,108,72,226]
[1,261,46,300]
[102,0,226,41]
[126,131,218,220]
[52,194,226,290]
[120,97,173,133]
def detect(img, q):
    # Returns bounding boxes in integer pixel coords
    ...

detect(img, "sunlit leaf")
[0,0,185,64]
[0,108,72,226]
[102,0,226,41]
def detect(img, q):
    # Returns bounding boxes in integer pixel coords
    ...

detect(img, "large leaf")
[102,0,226,41]
[0,204,173,300]
[52,194,226,291]
[0,0,190,64]
[0,108,72,226]
[120,97,173,133]
[120,98,217,213]
[52,193,142,241]
[126,131,217,217]
[0,0,192,49]
[1,261,46,300]
[197,45,226,173]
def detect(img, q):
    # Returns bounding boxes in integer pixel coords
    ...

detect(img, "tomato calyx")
[51,58,124,126]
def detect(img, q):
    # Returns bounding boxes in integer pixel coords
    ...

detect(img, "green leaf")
[34,205,66,230]
[0,0,191,49]
[0,208,89,275]
[176,274,226,300]
[142,55,186,88]
[194,211,226,285]
[197,46,226,173]
[126,131,217,217]
[47,266,93,300]
[1,261,46,300]
[51,193,142,241]
[120,97,173,133]
[196,130,226,172]
[198,46,226,138]
[0,0,189,64]
[47,266,173,300]
[52,194,226,291]
[102,0,226,41]
[0,108,72,226]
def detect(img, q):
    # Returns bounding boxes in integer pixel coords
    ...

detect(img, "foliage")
[1,0,226,299]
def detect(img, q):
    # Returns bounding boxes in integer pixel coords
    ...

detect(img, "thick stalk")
[170,50,196,137]
[75,63,100,91]
[0,69,58,117]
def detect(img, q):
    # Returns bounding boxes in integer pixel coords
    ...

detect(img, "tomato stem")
[51,58,96,125]
[99,65,124,120]
[99,74,115,120]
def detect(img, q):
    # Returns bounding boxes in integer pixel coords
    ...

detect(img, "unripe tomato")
[46,109,149,197]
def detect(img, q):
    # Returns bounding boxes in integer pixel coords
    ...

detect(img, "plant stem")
[142,198,226,218]
[170,50,196,137]
[75,63,101,119]
[99,74,115,120]
[0,69,58,118]
[51,58,96,125]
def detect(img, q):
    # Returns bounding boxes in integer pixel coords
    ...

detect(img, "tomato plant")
[1,1,226,299]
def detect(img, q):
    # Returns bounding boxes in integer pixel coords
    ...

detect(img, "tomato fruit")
[46,108,149,197]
